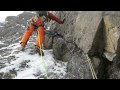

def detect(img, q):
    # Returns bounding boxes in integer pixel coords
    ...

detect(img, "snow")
[0,11,24,22]
[0,43,67,79]
[46,27,50,30]
[0,26,4,27]
[25,11,36,14]
[0,41,4,44]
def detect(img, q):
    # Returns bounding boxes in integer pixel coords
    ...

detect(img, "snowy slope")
[0,11,67,79]
[0,42,67,79]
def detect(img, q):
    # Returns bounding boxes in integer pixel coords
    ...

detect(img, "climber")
[20,11,64,56]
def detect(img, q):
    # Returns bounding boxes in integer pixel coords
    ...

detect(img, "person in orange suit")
[20,11,64,55]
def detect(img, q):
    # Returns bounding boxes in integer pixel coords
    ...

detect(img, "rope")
[86,54,97,79]
[85,27,116,79]
[38,30,49,79]
[85,26,115,79]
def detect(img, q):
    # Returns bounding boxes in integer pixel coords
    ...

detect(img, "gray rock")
[53,36,71,61]
[2,68,17,79]
[50,11,103,53]
[48,11,120,79]
[103,15,120,61]
[0,72,4,79]
[53,37,65,60]
[3,73,12,79]
[90,56,101,75]
[43,30,56,49]
[67,52,92,79]
[0,64,6,69]
[19,60,30,69]
[5,16,18,27]
[0,44,8,48]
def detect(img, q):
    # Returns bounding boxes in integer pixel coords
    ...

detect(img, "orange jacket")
[20,12,64,48]
[28,12,63,27]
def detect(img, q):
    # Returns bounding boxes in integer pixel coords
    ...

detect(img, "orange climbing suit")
[20,17,45,48]
[20,12,63,49]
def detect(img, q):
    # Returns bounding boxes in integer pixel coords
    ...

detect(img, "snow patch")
[25,11,36,14]
[0,43,67,79]
[0,41,4,44]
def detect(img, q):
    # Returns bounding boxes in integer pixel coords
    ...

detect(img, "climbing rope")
[38,30,49,79]
[85,27,115,79]
[86,54,97,79]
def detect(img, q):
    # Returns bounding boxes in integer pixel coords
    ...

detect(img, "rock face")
[43,11,120,79]
[0,11,35,44]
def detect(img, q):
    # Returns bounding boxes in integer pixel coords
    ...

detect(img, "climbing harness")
[38,30,49,79]
[86,54,97,79]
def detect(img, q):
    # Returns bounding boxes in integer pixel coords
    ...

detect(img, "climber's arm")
[47,12,64,24]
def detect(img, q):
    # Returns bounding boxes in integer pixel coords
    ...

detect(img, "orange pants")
[20,24,45,49]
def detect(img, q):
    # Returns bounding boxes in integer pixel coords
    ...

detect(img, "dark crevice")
[55,33,64,38]
[45,30,64,39]
[97,57,112,79]
[44,30,64,49]
[88,18,105,57]
[106,34,120,79]
[88,18,113,79]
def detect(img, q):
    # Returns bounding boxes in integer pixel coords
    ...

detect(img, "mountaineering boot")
[35,47,44,56]
[19,42,26,51]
